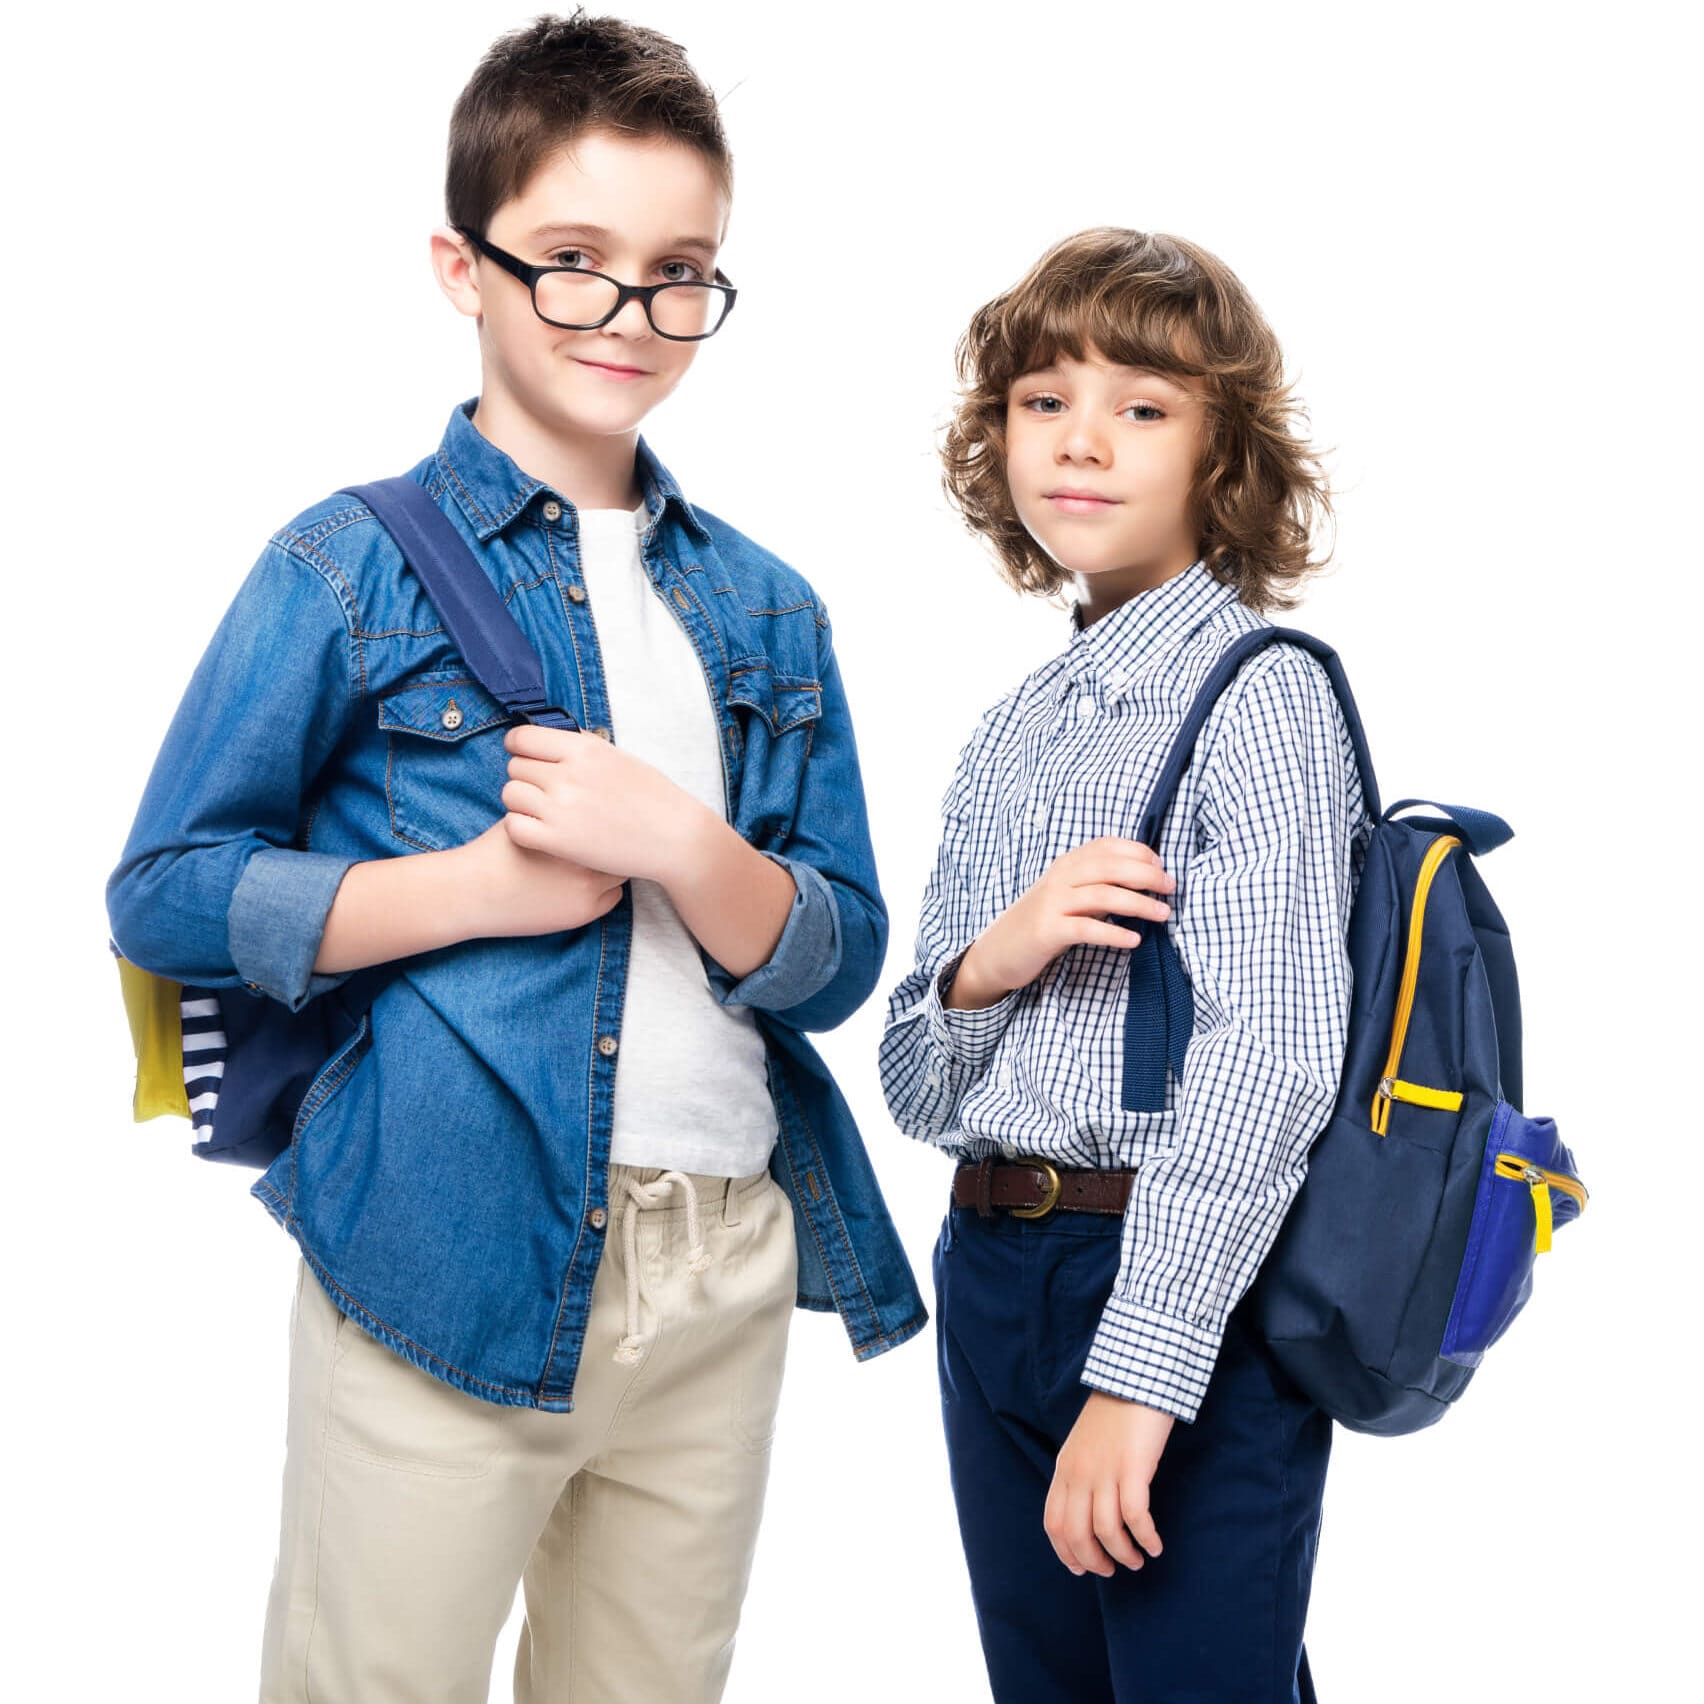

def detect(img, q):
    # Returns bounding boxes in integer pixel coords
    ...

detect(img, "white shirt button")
[1076,696,1098,719]
[542,499,563,522]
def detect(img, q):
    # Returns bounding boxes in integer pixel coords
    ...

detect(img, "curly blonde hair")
[942,228,1330,611]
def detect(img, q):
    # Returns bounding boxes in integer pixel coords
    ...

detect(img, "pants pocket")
[728,1178,798,1452]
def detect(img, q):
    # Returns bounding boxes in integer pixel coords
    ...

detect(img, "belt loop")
[975,1154,996,1219]
[721,1175,742,1229]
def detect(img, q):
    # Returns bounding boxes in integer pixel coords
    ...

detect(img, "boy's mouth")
[573,355,651,380]
[1046,488,1121,512]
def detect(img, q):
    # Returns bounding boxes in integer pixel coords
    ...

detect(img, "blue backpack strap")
[1383,799,1512,855]
[1122,626,1380,1112]
[341,478,579,731]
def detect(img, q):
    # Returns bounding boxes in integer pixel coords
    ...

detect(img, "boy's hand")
[500,724,713,882]
[945,838,1176,1010]
[459,818,627,938]
[1045,1391,1174,1576]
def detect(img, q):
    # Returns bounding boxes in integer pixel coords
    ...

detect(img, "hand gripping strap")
[340,478,578,731]
[1121,627,1379,1112]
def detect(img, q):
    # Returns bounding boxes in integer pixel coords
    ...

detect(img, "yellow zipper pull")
[1523,1166,1554,1253]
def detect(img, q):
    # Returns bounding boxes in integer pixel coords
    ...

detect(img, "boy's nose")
[602,295,654,339]
[1059,429,1109,465]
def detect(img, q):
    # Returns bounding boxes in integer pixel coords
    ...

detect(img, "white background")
[5,1,1698,1697]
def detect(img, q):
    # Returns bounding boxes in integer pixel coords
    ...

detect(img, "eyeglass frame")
[454,226,737,341]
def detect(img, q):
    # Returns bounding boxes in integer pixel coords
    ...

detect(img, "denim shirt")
[108,400,926,1409]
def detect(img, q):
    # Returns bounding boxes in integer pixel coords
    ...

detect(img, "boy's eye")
[658,260,706,284]
[1124,403,1166,422]
[1021,395,1065,414]
[550,248,591,270]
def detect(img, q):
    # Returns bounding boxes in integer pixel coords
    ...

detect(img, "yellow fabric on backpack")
[116,957,190,1121]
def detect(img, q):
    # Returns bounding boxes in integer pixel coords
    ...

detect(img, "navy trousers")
[934,1202,1331,1704]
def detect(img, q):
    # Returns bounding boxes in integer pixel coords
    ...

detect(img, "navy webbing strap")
[1382,798,1512,855]
[1121,627,1380,1112]
[340,478,579,732]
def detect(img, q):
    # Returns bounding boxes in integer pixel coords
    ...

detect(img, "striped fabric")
[180,993,227,1141]
[879,562,1371,1421]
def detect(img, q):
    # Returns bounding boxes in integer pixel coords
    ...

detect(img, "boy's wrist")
[652,799,730,897]
[942,937,1013,1010]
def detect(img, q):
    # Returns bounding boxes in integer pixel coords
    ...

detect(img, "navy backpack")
[115,477,579,1168]
[1120,628,1586,1435]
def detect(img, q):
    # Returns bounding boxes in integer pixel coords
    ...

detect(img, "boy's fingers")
[1120,1487,1163,1560]
[502,810,546,850]
[1088,852,1176,892]
[1086,836,1162,862]
[504,723,576,760]
[1063,1486,1115,1577]
[505,755,560,788]
[1092,1483,1146,1571]
[1068,919,1143,951]
[1042,1478,1077,1573]
[1065,883,1173,922]
[500,779,548,818]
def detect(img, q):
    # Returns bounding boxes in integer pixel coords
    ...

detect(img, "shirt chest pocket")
[726,666,822,848]
[378,675,512,852]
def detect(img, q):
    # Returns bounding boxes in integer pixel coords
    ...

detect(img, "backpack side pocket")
[1439,1101,1586,1366]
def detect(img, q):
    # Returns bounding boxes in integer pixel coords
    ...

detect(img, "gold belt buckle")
[1008,1158,1063,1220]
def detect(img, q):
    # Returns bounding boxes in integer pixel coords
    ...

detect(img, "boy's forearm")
[662,810,795,980]
[314,844,487,973]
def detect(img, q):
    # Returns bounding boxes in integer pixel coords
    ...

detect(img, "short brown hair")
[942,228,1330,611]
[446,11,732,235]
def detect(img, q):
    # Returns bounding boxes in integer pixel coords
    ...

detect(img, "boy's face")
[1005,350,1209,591]
[446,129,730,443]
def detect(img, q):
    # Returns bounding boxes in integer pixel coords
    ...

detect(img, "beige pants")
[259,1165,797,1704]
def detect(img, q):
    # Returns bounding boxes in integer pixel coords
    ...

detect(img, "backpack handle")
[340,478,580,731]
[1383,799,1513,855]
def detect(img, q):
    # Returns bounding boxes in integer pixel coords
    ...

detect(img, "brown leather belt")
[952,1156,1135,1219]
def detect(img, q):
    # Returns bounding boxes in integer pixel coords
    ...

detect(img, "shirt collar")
[433,398,711,544]
[1058,560,1238,701]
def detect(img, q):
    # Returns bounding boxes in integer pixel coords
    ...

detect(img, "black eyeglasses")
[457,228,737,341]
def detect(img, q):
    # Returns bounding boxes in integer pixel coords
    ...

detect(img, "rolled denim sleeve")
[107,537,362,1009]
[704,601,886,1032]
[228,846,361,1010]
[703,850,841,1012]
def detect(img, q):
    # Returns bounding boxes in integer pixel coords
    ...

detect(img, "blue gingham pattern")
[879,563,1370,1421]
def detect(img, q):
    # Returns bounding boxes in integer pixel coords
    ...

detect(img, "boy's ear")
[430,226,483,322]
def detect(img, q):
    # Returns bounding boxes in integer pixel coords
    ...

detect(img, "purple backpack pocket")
[1440,1100,1586,1367]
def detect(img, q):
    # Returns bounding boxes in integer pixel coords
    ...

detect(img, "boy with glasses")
[108,14,921,1702]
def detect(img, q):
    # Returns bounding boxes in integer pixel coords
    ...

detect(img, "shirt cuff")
[922,946,1019,1069]
[1080,1295,1225,1424]
[228,847,357,1012]
[703,851,841,1012]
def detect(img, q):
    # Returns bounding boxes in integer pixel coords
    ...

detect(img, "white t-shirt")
[573,506,778,1177]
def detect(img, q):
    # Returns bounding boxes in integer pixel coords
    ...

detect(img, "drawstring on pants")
[613,1170,711,1365]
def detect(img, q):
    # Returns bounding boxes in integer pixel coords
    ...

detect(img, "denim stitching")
[383,737,439,852]
[434,452,491,530]
[538,902,617,1398]
[294,1248,539,1400]
[269,534,367,699]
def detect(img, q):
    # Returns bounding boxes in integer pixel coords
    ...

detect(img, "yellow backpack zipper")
[1371,834,1466,1136]
[1492,1153,1588,1253]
